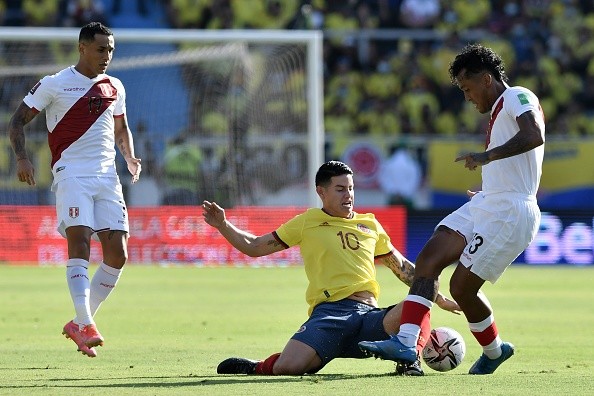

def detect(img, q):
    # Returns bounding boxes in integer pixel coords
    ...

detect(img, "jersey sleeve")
[374,219,394,257]
[111,77,126,117]
[274,213,306,247]
[23,76,54,112]
[507,87,541,119]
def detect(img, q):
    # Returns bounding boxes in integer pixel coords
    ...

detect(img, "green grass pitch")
[0,264,593,395]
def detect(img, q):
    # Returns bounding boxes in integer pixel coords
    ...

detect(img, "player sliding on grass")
[202,161,460,376]
[358,44,545,375]
[8,22,141,358]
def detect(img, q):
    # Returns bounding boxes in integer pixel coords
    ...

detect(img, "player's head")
[315,161,354,218]
[449,44,508,114]
[77,22,114,78]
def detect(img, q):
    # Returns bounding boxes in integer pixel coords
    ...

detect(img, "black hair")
[315,161,353,187]
[79,22,113,43]
[449,44,508,84]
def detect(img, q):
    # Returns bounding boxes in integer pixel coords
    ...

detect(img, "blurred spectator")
[377,144,422,208]
[162,135,204,205]
[3,0,25,26]
[62,0,107,27]
[398,0,440,28]
[23,0,59,26]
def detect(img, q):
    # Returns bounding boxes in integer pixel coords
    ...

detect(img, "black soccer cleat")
[395,358,424,376]
[217,357,259,374]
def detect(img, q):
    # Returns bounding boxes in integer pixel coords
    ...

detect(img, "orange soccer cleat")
[62,321,98,358]
[79,323,104,348]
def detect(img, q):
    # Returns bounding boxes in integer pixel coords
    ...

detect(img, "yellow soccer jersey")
[273,208,394,315]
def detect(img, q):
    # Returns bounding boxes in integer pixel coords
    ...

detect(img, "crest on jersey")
[69,207,79,218]
[357,223,371,233]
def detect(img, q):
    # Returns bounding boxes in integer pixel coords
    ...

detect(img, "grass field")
[0,264,593,395]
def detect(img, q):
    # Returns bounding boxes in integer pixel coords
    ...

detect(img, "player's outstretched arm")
[8,102,38,186]
[202,200,285,257]
[114,116,141,184]
[377,249,415,287]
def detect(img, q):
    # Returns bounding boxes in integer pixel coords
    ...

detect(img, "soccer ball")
[422,327,466,372]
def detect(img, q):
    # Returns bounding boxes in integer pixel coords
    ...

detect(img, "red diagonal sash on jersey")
[486,96,504,149]
[49,78,117,167]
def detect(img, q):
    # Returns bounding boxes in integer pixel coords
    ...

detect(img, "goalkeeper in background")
[202,160,460,376]
[8,22,141,358]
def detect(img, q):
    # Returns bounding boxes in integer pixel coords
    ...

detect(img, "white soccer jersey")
[23,66,126,188]
[482,86,545,196]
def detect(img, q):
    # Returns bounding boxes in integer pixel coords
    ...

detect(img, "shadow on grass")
[0,372,404,389]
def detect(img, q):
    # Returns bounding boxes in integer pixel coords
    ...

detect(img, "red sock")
[471,322,499,347]
[255,353,281,375]
[416,311,431,356]
[401,299,431,326]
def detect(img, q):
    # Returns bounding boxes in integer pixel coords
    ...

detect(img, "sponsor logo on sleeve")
[517,93,529,105]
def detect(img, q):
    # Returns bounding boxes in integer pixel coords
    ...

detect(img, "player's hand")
[466,189,479,198]
[16,158,36,186]
[435,293,461,315]
[126,157,142,184]
[455,152,489,171]
[202,200,226,229]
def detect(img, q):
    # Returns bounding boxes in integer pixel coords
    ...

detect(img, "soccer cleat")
[217,357,259,374]
[395,358,424,376]
[62,321,97,358]
[468,342,515,375]
[79,324,104,348]
[358,335,417,363]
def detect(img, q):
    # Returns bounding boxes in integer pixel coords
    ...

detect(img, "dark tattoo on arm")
[266,239,281,248]
[117,137,128,158]
[9,104,37,160]
[383,255,415,287]
[410,276,439,301]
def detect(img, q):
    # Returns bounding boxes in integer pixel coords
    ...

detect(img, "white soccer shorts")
[55,176,129,238]
[438,192,540,283]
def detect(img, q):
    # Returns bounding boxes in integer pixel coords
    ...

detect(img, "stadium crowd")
[2,0,594,208]
[1,0,594,139]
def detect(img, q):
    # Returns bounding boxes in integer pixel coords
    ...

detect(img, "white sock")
[396,295,433,348]
[397,324,421,348]
[89,262,123,316]
[66,258,93,327]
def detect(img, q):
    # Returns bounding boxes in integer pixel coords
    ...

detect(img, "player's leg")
[382,302,428,376]
[55,177,99,356]
[451,265,515,374]
[453,195,539,374]
[89,179,129,317]
[359,226,465,362]
[91,230,128,315]
[217,332,322,376]
[273,339,322,375]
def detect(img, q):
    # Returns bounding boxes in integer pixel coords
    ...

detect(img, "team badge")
[69,207,79,218]
[357,223,371,233]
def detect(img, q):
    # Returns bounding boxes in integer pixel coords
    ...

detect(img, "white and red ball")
[422,327,466,372]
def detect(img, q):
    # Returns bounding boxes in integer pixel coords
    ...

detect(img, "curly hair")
[449,44,508,84]
[315,161,353,187]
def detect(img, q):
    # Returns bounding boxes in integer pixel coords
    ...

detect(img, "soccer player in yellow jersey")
[202,161,460,376]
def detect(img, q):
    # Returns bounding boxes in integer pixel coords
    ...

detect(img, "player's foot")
[217,357,259,374]
[395,357,424,376]
[358,335,417,363]
[62,321,97,358]
[468,342,515,375]
[80,324,104,348]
